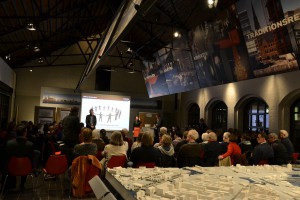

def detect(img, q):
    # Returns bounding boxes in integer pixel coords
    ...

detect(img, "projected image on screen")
[80,93,130,131]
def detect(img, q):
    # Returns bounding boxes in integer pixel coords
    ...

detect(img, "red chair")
[96,150,104,161]
[292,153,299,164]
[43,154,68,178]
[106,155,127,168]
[136,162,155,168]
[257,160,268,165]
[1,157,34,195]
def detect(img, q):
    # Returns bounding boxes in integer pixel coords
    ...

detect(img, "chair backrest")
[96,150,103,161]
[44,154,68,175]
[257,159,268,165]
[7,157,32,176]
[292,153,299,163]
[136,162,156,168]
[107,155,127,168]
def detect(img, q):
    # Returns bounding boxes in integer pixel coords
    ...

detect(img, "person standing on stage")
[133,115,142,128]
[154,114,163,144]
[86,108,97,130]
[133,115,142,141]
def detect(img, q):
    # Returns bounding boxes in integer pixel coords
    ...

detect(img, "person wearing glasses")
[249,132,274,165]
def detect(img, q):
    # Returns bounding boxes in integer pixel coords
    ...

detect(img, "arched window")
[211,101,227,132]
[244,98,269,133]
[188,103,200,128]
[290,98,300,153]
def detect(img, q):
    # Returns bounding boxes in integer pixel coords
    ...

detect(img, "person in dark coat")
[85,108,97,130]
[268,133,289,165]
[249,133,274,165]
[203,132,224,167]
[4,124,40,190]
[153,114,163,144]
[130,132,161,167]
[177,130,204,168]
[279,130,294,162]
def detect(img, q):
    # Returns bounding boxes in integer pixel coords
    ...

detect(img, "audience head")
[16,124,27,137]
[201,132,209,142]
[141,131,154,147]
[183,131,189,140]
[187,129,199,142]
[240,133,251,141]
[110,131,124,146]
[279,130,289,139]
[268,132,278,143]
[136,132,144,142]
[257,132,267,143]
[208,132,218,141]
[223,132,231,143]
[100,129,107,137]
[70,107,79,116]
[48,125,55,135]
[121,128,129,138]
[161,134,172,147]
[228,134,238,142]
[92,129,100,140]
[81,128,93,143]
[174,131,183,139]
[159,127,168,135]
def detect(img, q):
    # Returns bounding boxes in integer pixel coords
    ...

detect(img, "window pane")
[251,104,257,113]
[251,115,257,126]
[258,104,265,113]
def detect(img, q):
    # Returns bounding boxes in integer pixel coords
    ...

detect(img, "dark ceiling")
[0,0,237,70]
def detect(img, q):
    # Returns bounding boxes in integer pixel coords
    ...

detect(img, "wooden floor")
[0,172,97,200]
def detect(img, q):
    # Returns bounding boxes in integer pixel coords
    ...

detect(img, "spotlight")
[26,23,36,31]
[208,0,218,8]
[173,31,181,38]
[126,48,133,54]
[33,46,40,52]
[5,54,11,60]
[38,58,44,63]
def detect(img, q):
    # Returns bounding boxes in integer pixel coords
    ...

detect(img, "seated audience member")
[268,133,289,165]
[239,134,253,154]
[91,129,105,151]
[101,131,128,167]
[131,132,144,152]
[172,131,183,148]
[100,129,110,145]
[174,131,189,156]
[203,132,224,167]
[4,124,41,190]
[220,132,230,153]
[218,134,241,165]
[249,133,274,165]
[130,132,161,167]
[73,128,97,157]
[153,127,168,148]
[157,134,175,167]
[201,132,209,144]
[279,130,294,162]
[121,128,133,157]
[43,125,60,164]
[177,129,204,168]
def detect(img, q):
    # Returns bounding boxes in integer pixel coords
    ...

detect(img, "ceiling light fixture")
[33,46,40,52]
[208,0,218,8]
[173,31,181,38]
[38,58,44,63]
[26,23,36,31]
[5,54,11,60]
